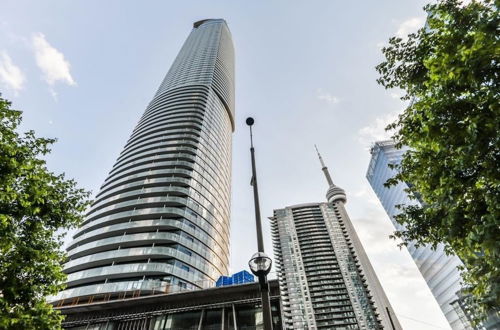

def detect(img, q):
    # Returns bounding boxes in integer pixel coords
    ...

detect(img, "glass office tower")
[52,19,235,304]
[270,150,402,329]
[366,140,477,330]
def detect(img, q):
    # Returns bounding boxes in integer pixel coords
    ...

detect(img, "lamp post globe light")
[246,117,274,330]
[249,252,272,277]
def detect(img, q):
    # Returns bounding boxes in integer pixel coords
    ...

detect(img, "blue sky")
[0,1,452,329]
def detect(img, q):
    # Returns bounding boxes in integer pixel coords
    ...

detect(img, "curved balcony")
[127,122,203,147]
[134,112,205,136]
[63,246,221,279]
[116,135,228,187]
[123,131,199,152]
[89,185,224,230]
[111,149,198,177]
[131,117,204,142]
[50,280,169,303]
[111,144,199,175]
[103,160,195,186]
[140,95,207,123]
[118,129,201,158]
[70,218,187,247]
[66,232,227,268]
[136,113,204,129]
[115,151,198,174]
[99,168,193,193]
[138,102,204,120]
[95,176,191,202]
[129,117,203,141]
[136,101,206,127]
[146,86,208,107]
[67,218,224,262]
[85,196,188,224]
[65,262,206,287]
[75,207,227,250]
[82,204,188,229]
[146,85,208,107]
[89,185,190,215]
[88,188,222,230]
[120,135,199,160]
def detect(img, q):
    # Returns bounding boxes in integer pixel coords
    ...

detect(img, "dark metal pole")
[249,126,265,253]
[386,307,396,330]
[260,287,272,328]
[246,117,273,330]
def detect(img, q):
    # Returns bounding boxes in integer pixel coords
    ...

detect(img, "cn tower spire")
[315,145,347,204]
[315,145,334,186]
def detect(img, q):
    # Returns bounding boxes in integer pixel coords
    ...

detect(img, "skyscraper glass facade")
[52,19,235,305]
[366,140,471,330]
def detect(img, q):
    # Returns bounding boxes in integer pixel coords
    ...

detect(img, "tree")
[0,96,90,330]
[376,0,499,321]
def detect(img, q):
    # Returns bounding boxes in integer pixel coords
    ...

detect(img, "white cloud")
[396,17,425,39]
[0,50,25,93]
[350,201,398,255]
[353,185,381,206]
[32,33,76,87]
[379,263,426,291]
[316,88,339,105]
[356,224,395,255]
[358,111,399,146]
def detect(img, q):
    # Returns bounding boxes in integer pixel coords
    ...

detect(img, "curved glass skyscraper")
[367,140,500,330]
[52,19,234,304]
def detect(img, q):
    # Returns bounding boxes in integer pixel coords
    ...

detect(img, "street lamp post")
[246,117,273,330]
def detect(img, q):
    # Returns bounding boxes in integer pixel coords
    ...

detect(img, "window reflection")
[168,311,201,329]
[236,304,263,330]
[201,309,222,329]
[67,301,281,330]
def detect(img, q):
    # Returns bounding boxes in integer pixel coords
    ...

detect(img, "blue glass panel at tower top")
[52,19,235,304]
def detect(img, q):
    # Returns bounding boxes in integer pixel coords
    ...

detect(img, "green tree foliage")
[376,0,499,319]
[0,96,90,329]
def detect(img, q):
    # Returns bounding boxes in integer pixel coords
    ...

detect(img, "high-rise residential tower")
[270,149,402,329]
[366,140,500,330]
[52,19,235,304]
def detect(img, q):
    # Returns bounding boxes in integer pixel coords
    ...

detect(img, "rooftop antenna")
[315,145,334,186]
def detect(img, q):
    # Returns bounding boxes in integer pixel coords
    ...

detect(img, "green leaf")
[0,95,91,330]
[376,0,499,325]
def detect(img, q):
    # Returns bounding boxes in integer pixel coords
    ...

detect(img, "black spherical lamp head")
[248,252,272,277]
[246,117,254,126]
